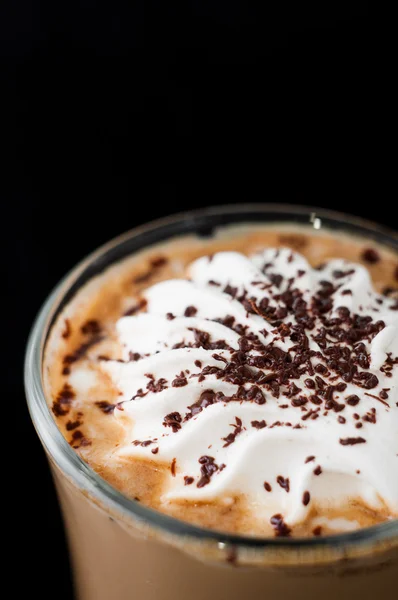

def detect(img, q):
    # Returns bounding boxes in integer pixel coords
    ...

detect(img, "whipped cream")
[103,248,398,527]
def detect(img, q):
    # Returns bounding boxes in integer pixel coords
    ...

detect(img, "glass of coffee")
[25,204,398,600]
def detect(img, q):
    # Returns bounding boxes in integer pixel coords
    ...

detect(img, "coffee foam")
[44,225,398,537]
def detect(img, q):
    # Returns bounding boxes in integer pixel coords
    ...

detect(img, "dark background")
[2,1,393,598]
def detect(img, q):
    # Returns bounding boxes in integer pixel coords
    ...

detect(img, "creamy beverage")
[44,225,398,538]
[26,210,398,600]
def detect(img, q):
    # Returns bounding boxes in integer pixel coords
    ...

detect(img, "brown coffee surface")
[43,224,398,537]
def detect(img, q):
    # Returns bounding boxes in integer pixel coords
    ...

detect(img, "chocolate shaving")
[132,439,154,447]
[163,412,182,432]
[278,234,307,250]
[70,430,91,448]
[172,371,188,387]
[333,269,355,279]
[95,401,116,414]
[361,248,380,264]
[363,407,377,424]
[276,475,290,492]
[66,419,82,431]
[251,420,267,429]
[52,383,75,417]
[197,456,221,488]
[81,319,101,335]
[63,333,104,366]
[346,394,360,406]
[145,374,168,393]
[133,257,168,284]
[364,392,390,407]
[62,319,71,339]
[226,547,238,566]
[270,514,291,537]
[150,256,168,268]
[185,389,219,420]
[222,417,243,447]
[124,298,148,316]
[339,437,366,446]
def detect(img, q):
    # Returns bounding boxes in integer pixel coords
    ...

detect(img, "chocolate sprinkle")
[264,482,272,492]
[302,491,311,506]
[313,465,322,476]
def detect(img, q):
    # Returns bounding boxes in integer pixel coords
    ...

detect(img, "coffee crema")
[44,225,398,537]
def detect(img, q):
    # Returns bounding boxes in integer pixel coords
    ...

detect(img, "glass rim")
[25,203,398,552]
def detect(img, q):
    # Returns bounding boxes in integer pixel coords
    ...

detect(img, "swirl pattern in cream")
[103,248,398,526]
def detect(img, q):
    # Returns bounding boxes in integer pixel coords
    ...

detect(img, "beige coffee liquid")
[43,225,398,537]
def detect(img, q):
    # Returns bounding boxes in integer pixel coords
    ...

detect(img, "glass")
[25,204,398,600]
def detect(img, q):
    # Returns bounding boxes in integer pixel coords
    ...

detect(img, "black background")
[2,2,393,598]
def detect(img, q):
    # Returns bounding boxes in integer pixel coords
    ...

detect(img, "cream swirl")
[103,248,398,527]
